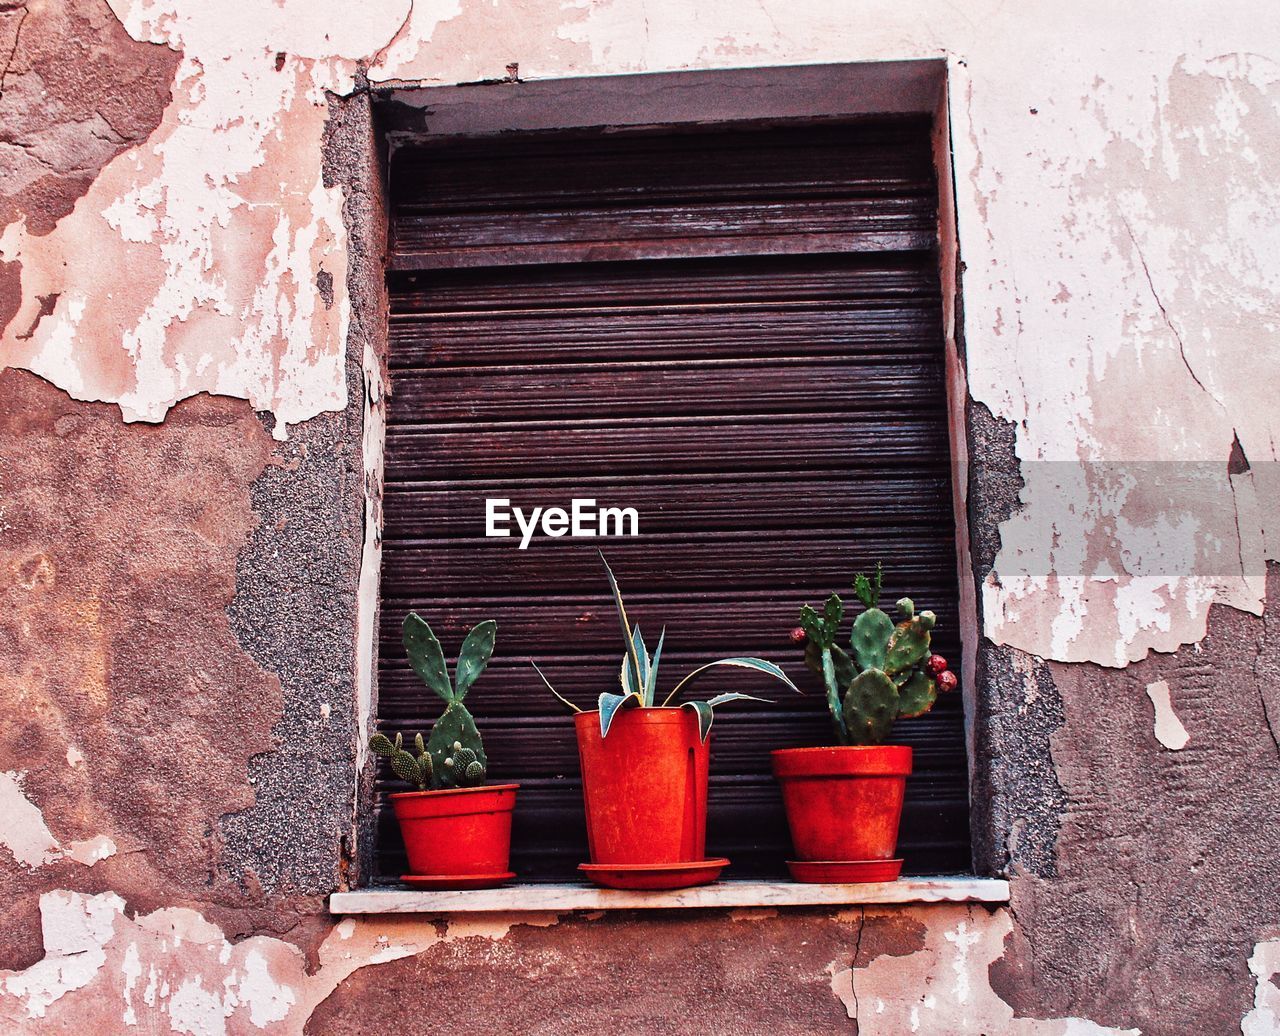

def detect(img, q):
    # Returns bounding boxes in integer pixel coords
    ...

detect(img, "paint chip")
[1145,680,1190,750]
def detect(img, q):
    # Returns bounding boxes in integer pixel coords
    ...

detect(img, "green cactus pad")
[454,620,497,700]
[403,613,453,702]
[850,607,895,672]
[799,604,829,647]
[804,641,856,687]
[427,701,487,789]
[368,733,395,757]
[895,668,938,719]
[852,564,883,608]
[841,668,899,745]
[464,760,486,783]
[390,749,424,788]
[883,613,935,676]
[822,593,844,638]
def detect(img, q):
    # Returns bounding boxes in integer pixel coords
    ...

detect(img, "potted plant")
[534,554,800,890]
[368,614,518,889]
[776,565,958,883]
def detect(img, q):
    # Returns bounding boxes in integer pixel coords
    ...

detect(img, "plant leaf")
[644,627,666,707]
[822,593,844,640]
[631,625,650,699]
[454,619,497,699]
[895,668,938,719]
[682,700,714,743]
[600,553,644,707]
[403,613,453,702]
[368,733,395,757]
[663,657,800,706]
[705,692,771,708]
[390,749,423,788]
[531,662,581,713]
[598,691,641,738]
[798,604,826,646]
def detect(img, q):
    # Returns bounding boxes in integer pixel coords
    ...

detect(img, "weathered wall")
[2,0,1279,1033]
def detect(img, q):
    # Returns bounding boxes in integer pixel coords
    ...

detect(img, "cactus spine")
[368,615,494,790]
[798,565,956,746]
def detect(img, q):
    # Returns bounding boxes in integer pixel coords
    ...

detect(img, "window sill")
[328,876,1008,914]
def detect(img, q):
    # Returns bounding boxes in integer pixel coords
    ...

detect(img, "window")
[374,117,969,880]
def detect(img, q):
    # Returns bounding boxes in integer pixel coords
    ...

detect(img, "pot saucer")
[399,872,516,890]
[786,859,903,884]
[578,858,730,890]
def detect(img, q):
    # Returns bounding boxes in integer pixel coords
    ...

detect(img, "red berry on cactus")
[927,654,947,675]
[936,670,958,693]
[789,626,807,644]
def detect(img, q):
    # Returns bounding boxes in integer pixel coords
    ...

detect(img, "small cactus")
[369,731,434,790]
[368,615,496,790]
[798,568,953,745]
[444,742,487,787]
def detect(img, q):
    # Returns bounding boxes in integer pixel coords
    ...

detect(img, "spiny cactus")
[369,731,434,790]
[444,741,487,787]
[798,564,958,746]
[368,615,495,790]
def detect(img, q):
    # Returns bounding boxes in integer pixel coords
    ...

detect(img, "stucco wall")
[1,1,1278,1033]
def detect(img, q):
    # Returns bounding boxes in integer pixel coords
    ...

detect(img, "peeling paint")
[836,906,1139,1034]
[1243,939,1280,1036]
[0,771,115,870]
[3,1,1280,1033]
[0,888,465,1031]
[1145,678,1190,750]
[1,0,409,438]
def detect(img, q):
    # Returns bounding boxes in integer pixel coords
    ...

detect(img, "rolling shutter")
[376,117,970,880]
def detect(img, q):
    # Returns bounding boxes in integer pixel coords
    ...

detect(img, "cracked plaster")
[2,0,1280,1033]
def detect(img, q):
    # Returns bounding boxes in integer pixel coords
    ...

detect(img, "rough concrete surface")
[2,0,1279,1033]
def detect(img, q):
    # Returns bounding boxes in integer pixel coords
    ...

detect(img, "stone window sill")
[328,876,1008,914]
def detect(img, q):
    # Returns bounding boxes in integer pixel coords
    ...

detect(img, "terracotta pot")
[574,708,710,866]
[389,783,518,888]
[771,746,912,871]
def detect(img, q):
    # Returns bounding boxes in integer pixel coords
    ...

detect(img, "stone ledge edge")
[328,876,1009,914]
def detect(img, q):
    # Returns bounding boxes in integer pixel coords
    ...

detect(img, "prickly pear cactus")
[798,566,952,746]
[842,669,898,744]
[369,614,496,790]
[894,668,938,719]
[427,702,488,789]
[883,608,936,677]
[443,742,487,786]
[850,607,895,671]
[368,731,434,790]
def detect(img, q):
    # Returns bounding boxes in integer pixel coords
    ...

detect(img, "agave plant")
[534,553,800,740]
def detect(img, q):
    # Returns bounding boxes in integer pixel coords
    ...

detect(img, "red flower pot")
[575,709,726,888]
[389,783,518,889]
[772,745,912,882]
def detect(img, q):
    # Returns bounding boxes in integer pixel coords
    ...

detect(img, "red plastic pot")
[575,708,710,868]
[772,746,912,877]
[389,783,518,888]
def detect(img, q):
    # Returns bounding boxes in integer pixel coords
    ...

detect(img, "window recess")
[375,117,970,882]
